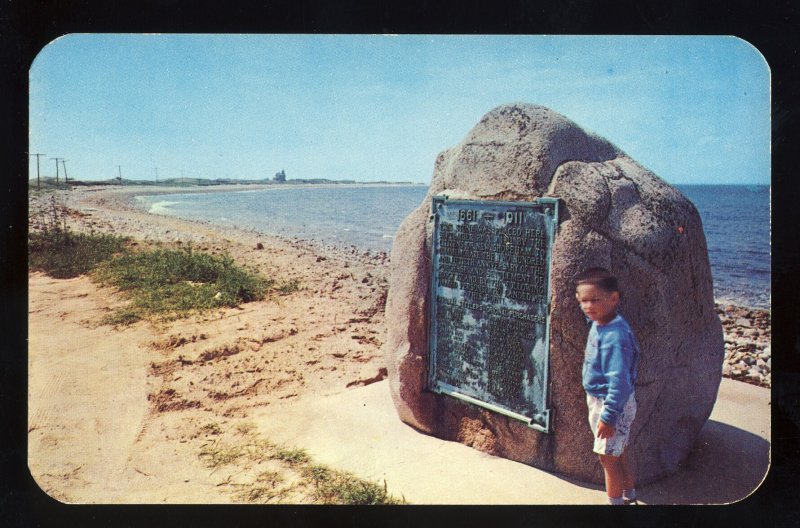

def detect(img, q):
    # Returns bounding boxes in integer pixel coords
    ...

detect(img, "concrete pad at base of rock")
[251,379,769,505]
[251,381,606,505]
[642,378,770,505]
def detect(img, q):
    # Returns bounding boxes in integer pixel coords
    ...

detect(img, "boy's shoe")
[624,498,638,505]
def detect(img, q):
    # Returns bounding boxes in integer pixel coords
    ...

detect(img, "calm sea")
[136,184,770,309]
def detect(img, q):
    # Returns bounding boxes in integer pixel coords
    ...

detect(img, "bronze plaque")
[428,196,558,432]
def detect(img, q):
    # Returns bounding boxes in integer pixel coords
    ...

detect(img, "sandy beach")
[27,185,771,504]
[29,185,394,503]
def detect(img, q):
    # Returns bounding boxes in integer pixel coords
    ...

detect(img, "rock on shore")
[718,304,771,388]
[385,103,726,486]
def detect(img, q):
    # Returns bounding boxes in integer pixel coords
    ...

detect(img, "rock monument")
[385,103,724,485]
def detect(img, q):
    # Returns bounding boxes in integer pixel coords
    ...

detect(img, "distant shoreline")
[28,178,427,191]
[28,179,767,189]
[128,181,426,196]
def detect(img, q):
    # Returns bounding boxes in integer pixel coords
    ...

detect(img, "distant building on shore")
[274,169,286,182]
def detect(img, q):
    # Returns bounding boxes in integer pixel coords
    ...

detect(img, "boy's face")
[575,284,619,325]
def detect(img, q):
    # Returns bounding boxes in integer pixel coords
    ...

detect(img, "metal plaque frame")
[427,196,559,433]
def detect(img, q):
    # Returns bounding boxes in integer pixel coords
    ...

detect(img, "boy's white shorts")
[586,393,636,457]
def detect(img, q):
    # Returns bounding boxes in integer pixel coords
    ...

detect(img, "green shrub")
[93,247,274,324]
[29,195,298,325]
[28,194,128,278]
[28,230,128,279]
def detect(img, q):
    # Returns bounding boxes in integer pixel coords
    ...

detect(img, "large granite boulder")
[385,103,724,485]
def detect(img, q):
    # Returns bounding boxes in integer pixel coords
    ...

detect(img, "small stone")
[737,342,756,353]
[735,317,752,328]
[722,364,732,376]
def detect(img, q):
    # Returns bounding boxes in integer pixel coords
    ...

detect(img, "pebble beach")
[718,304,771,387]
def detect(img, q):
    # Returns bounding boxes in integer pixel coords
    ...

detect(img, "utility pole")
[154,167,158,183]
[117,165,123,185]
[30,153,45,189]
[61,159,68,185]
[51,157,63,184]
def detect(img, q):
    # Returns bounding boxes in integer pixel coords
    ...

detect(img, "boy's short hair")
[575,267,621,295]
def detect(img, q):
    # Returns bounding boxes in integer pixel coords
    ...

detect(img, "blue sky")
[29,35,770,185]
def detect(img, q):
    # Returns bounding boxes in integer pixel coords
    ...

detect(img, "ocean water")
[678,185,770,309]
[136,185,430,252]
[136,183,770,309]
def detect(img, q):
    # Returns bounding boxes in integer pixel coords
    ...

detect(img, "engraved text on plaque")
[428,197,559,432]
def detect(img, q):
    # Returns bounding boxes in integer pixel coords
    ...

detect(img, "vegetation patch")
[93,248,262,324]
[29,196,128,278]
[94,247,300,325]
[198,427,404,505]
[29,230,129,279]
[300,464,400,505]
[29,194,300,325]
[234,470,288,503]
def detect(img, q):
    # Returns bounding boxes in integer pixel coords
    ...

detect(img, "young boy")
[575,267,641,505]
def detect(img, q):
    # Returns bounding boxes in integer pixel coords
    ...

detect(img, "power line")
[51,157,63,184]
[61,159,68,185]
[30,153,45,189]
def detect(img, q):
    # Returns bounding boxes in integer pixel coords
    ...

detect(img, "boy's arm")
[598,331,634,427]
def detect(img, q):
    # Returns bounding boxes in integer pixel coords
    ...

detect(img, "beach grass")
[299,463,401,505]
[29,195,298,324]
[198,427,404,505]
[29,227,283,325]
[29,194,129,278]
[28,230,129,279]
[94,247,292,325]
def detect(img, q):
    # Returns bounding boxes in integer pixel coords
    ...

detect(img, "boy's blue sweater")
[582,314,640,426]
